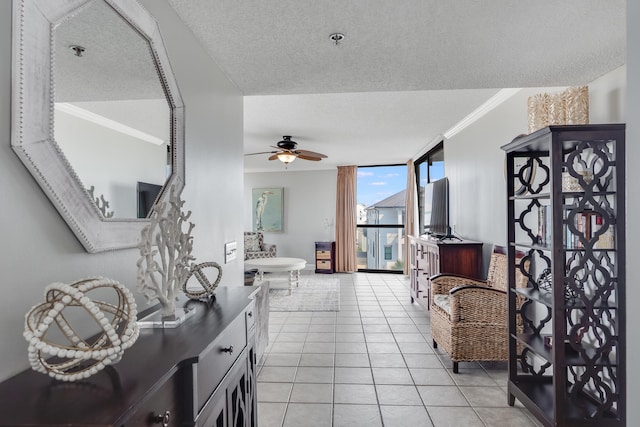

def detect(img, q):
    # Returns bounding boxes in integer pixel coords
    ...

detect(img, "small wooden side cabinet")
[408,235,483,310]
[315,241,336,273]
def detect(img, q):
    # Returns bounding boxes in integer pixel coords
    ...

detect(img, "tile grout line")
[260,273,538,427]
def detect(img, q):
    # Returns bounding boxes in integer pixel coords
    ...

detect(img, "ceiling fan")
[246,136,327,166]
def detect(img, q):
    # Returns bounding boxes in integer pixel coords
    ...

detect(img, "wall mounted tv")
[424,177,451,238]
[137,181,163,218]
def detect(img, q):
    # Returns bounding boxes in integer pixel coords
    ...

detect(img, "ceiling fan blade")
[295,149,327,159]
[297,153,322,161]
[245,151,276,156]
[268,153,281,161]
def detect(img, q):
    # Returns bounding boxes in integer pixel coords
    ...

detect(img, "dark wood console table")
[408,235,483,310]
[0,287,259,426]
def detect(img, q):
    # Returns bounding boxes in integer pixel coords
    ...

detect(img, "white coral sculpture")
[136,186,195,317]
[87,186,114,218]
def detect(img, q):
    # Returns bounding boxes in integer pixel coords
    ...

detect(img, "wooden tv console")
[0,287,259,426]
[408,235,483,310]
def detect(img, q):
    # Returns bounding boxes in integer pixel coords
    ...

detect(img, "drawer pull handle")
[221,345,234,354]
[153,410,171,426]
[248,311,253,317]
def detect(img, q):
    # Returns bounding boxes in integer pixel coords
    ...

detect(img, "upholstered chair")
[244,231,277,260]
[430,246,528,373]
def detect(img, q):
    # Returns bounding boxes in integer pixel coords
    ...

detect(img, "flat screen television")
[137,181,163,218]
[424,177,451,238]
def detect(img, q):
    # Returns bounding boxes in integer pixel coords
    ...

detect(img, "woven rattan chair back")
[486,246,529,292]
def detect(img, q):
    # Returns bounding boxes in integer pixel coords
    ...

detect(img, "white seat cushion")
[433,294,451,314]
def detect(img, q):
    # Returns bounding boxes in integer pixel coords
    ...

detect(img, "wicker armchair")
[430,245,528,373]
[244,231,277,260]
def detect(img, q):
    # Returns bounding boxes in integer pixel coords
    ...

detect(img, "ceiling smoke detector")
[69,45,86,57]
[329,33,344,45]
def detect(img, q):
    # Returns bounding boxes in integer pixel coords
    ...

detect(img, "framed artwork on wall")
[252,188,284,232]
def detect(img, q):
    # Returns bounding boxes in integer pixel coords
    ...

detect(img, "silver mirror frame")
[11,0,185,253]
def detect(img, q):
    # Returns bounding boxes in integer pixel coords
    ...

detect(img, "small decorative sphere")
[24,277,139,382]
[183,262,222,300]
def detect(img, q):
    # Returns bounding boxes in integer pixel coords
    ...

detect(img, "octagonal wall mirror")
[12,0,185,252]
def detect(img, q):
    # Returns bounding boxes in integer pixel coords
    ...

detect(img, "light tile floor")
[257,272,541,427]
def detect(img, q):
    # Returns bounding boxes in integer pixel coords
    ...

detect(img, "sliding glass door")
[356,164,407,273]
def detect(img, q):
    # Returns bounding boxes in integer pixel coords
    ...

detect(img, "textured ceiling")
[56,0,164,102]
[166,0,625,172]
[243,89,500,172]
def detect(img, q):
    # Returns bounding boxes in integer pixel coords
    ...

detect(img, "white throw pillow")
[245,234,261,252]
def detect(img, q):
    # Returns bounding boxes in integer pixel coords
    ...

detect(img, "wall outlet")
[225,241,237,263]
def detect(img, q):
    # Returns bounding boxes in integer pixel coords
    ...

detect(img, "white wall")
[55,109,167,218]
[244,170,337,266]
[444,88,551,264]
[0,0,244,381]
[589,66,626,124]
[444,72,625,266]
[626,1,639,421]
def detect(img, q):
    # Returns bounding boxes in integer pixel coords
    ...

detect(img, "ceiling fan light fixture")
[277,152,297,164]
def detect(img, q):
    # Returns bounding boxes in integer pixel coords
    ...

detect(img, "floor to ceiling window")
[356,164,407,273]
[415,142,445,234]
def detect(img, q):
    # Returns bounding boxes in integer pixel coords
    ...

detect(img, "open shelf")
[513,287,553,307]
[562,190,616,199]
[509,380,620,426]
[513,287,619,310]
[510,192,551,201]
[513,334,618,366]
[510,242,550,251]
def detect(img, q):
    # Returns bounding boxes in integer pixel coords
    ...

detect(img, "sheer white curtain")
[335,165,357,272]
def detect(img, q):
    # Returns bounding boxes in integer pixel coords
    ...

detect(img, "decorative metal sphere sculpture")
[23,277,139,382]
[183,261,222,300]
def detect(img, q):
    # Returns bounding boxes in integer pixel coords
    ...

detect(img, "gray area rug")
[268,276,340,312]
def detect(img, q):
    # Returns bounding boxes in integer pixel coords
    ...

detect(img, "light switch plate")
[225,241,237,263]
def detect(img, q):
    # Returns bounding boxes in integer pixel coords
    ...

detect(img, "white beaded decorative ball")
[23,277,139,382]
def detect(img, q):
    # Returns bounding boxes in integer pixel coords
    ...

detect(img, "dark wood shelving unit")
[502,124,625,427]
